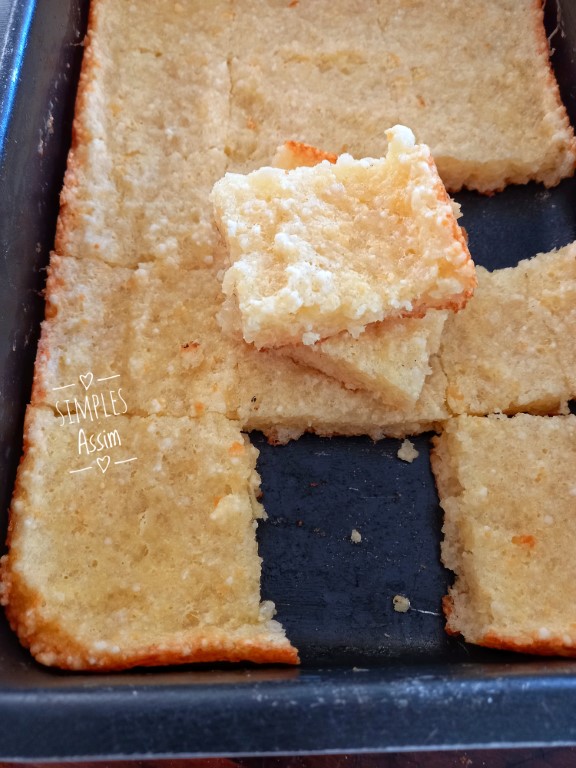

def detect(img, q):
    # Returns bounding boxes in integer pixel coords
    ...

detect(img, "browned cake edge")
[0,406,299,670]
[53,1,103,259]
[431,424,576,658]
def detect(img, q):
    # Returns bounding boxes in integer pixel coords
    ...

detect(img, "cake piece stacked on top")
[212,126,475,349]
[212,125,474,417]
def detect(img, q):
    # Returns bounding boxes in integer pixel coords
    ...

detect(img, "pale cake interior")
[279,312,448,408]
[2,407,295,669]
[212,125,474,348]
[432,414,576,655]
[439,253,574,416]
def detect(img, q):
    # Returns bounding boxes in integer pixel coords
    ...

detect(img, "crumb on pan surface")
[393,595,411,613]
[350,529,362,544]
[397,439,419,463]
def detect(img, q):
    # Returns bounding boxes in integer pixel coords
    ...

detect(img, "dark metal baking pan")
[1,0,576,759]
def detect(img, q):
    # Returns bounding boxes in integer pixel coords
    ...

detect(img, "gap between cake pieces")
[210,125,476,352]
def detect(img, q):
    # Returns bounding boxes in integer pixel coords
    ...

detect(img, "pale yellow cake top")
[432,413,576,656]
[212,125,475,348]
[1,407,297,669]
[440,243,576,416]
[227,0,576,192]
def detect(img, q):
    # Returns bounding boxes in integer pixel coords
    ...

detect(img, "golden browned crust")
[428,155,476,312]
[441,595,461,637]
[273,140,338,169]
[1,552,299,669]
[1,409,35,555]
[29,254,65,405]
[53,0,102,258]
[479,631,576,658]
[1,564,299,669]
[531,0,576,186]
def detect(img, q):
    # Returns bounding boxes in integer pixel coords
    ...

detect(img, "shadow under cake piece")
[1,406,297,670]
[432,413,576,656]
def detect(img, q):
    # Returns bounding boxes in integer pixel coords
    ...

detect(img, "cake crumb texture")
[432,413,576,656]
[1,407,297,669]
[212,125,474,348]
[440,243,576,417]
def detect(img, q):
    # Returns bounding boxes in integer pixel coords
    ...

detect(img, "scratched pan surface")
[1,0,576,759]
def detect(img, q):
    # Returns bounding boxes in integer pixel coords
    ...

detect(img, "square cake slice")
[439,253,572,416]
[279,311,447,408]
[32,256,239,420]
[211,125,474,349]
[432,413,576,656]
[227,0,576,192]
[1,407,297,670]
[56,0,231,270]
